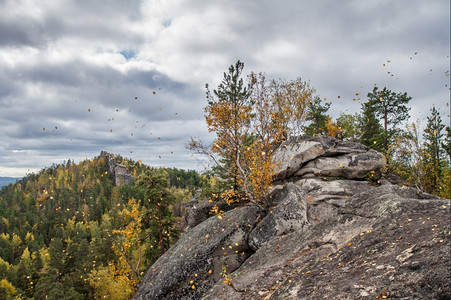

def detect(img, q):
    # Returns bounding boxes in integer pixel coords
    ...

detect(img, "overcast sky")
[0,0,449,177]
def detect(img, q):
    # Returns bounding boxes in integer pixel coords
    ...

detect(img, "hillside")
[0,152,208,299]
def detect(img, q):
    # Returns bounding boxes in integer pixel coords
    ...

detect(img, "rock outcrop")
[100,151,133,186]
[133,205,262,300]
[202,185,449,300]
[133,136,450,300]
[273,136,385,180]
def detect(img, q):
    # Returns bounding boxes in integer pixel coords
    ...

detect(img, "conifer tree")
[420,106,448,195]
[358,100,385,152]
[303,96,331,136]
[366,86,411,152]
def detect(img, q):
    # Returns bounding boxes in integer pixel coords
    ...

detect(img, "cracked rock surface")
[202,185,450,300]
[134,137,450,300]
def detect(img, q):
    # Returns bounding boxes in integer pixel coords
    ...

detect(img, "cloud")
[0,0,449,176]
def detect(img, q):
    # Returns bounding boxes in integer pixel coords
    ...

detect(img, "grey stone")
[248,183,309,251]
[202,185,450,300]
[100,150,133,186]
[185,198,241,229]
[295,150,385,179]
[273,136,372,180]
[295,178,378,223]
[133,204,263,300]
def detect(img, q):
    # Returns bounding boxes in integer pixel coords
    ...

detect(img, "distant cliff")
[100,151,133,186]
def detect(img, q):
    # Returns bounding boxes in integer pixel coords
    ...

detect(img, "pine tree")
[366,86,411,152]
[358,100,385,152]
[303,96,331,136]
[205,60,253,191]
[421,106,448,195]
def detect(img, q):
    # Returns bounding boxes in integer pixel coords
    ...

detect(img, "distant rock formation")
[133,136,450,300]
[100,151,133,186]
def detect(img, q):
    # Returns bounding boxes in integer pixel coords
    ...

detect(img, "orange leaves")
[325,116,341,138]
[199,63,317,206]
[220,190,248,205]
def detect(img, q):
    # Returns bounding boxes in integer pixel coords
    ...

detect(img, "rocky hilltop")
[100,150,133,186]
[133,136,450,300]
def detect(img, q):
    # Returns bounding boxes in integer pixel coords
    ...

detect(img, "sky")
[0,0,450,177]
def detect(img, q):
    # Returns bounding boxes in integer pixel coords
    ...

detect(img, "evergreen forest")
[0,155,209,299]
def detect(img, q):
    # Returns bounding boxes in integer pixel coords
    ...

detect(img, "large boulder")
[273,136,384,180]
[295,150,385,179]
[133,204,262,300]
[202,185,450,300]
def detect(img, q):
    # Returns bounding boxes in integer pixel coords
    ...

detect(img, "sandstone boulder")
[133,204,262,300]
[273,136,372,180]
[295,150,385,179]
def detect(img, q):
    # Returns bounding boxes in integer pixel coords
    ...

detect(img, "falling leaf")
[43,128,45,131]
[88,108,91,112]
[153,91,156,95]
[337,95,341,99]
[339,163,343,167]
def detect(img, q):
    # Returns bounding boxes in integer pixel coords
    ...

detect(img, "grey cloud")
[0,0,449,176]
